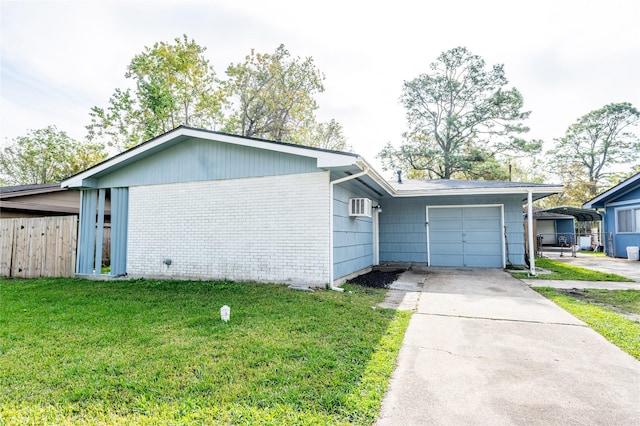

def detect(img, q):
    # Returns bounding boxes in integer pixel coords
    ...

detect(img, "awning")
[539,206,601,222]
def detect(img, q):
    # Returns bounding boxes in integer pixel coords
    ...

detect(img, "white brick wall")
[127,172,330,285]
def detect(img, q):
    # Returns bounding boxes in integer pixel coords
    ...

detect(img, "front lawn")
[0,278,410,425]
[511,258,633,282]
[535,288,640,360]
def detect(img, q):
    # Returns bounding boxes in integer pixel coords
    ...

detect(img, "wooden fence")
[0,216,78,278]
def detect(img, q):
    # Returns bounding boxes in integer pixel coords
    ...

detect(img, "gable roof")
[583,172,640,209]
[61,126,562,200]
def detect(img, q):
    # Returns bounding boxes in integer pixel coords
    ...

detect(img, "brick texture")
[127,172,330,285]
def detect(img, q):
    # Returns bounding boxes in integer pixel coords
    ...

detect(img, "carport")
[535,206,604,254]
[539,206,602,222]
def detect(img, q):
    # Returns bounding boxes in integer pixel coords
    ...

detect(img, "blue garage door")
[428,206,503,267]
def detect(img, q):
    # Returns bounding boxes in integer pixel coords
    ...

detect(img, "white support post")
[527,190,536,276]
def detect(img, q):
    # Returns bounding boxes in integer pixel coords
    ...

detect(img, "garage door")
[427,206,504,267]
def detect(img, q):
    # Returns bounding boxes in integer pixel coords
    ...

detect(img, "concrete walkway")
[377,268,640,426]
[522,279,640,290]
[542,251,640,282]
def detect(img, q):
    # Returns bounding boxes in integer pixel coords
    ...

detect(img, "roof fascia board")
[583,173,640,208]
[390,186,562,198]
[0,186,66,199]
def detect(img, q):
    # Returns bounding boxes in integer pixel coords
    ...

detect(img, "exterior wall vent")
[349,198,372,217]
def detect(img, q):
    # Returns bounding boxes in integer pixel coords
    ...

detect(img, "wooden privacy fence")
[1,216,78,278]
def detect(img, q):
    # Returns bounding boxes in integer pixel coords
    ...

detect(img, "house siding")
[97,137,319,188]
[127,172,330,285]
[556,219,575,244]
[379,194,526,265]
[606,200,640,258]
[611,186,640,204]
[332,184,377,280]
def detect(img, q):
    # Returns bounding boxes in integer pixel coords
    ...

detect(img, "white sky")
[2,0,639,179]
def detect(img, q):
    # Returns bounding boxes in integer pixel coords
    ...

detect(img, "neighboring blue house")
[583,172,640,258]
[61,126,561,287]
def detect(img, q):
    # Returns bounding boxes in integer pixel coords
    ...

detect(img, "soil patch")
[348,269,404,289]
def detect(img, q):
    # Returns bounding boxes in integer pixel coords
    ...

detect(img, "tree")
[0,126,107,185]
[299,118,350,151]
[379,47,540,180]
[87,35,225,151]
[224,44,346,149]
[548,102,640,199]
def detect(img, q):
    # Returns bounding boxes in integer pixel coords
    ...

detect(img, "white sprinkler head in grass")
[220,305,230,322]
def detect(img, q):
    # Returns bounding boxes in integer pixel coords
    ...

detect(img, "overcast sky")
[2,0,639,177]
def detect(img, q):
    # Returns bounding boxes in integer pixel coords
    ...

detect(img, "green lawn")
[0,278,410,425]
[512,258,633,282]
[577,250,606,256]
[535,288,640,360]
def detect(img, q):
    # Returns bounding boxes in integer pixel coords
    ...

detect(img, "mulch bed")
[348,269,404,289]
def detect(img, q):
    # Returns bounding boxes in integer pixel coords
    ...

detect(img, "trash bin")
[627,246,640,261]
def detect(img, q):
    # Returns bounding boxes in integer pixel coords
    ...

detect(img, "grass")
[511,258,633,281]
[577,250,606,256]
[535,287,640,360]
[0,278,411,425]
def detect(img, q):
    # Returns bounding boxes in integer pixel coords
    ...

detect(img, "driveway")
[377,268,640,426]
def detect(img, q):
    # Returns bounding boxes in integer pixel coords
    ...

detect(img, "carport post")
[527,190,536,276]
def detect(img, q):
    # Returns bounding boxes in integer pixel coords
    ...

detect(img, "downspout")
[527,190,536,276]
[329,168,369,291]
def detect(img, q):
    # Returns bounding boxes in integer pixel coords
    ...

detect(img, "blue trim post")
[77,190,98,274]
[110,188,129,276]
[94,189,106,273]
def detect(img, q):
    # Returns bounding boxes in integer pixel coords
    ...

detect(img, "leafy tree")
[299,118,349,151]
[0,126,107,185]
[87,35,225,150]
[548,102,640,199]
[224,44,347,150]
[379,47,540,179]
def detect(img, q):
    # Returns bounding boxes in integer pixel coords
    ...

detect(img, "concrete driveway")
[377,268,640,426]
[543,251,640,282]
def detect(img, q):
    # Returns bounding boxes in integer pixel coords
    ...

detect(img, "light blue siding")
[77,190,98,274]
[333,184,376,280]
[96,137,319,188]
[379,198,428,262]
[110,188,128,276]
[379,194,527,266]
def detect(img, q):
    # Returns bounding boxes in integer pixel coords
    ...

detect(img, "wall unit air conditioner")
[349,198,372,217]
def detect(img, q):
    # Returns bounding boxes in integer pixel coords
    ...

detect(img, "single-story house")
[0,183,80,218]
[583,172,640,258]
[61,126,561,286]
